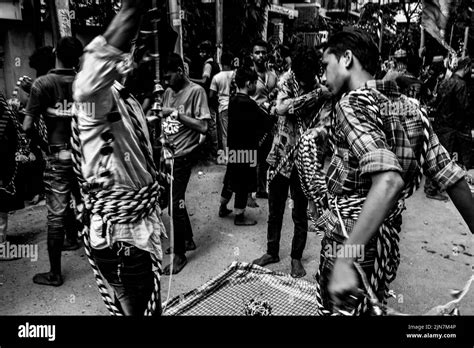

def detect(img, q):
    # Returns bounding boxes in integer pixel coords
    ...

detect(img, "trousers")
[91,242,161,316]
[267,166,308,260]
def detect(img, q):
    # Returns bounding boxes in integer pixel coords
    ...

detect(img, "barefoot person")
[252,46,328,278]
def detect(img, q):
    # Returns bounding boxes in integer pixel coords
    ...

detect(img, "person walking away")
[219,67,273,225]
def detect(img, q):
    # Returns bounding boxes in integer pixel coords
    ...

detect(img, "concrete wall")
[1,22,37,98]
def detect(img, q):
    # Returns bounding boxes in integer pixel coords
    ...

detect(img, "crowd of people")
[1,0,474,316]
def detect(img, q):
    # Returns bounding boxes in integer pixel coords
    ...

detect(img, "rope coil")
[71,86,163,316]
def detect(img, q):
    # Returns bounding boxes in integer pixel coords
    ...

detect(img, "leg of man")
[205,108,219,159]
[437,128,456,160]
[267,173,290,257]
[256,134,272,197]
[456,131,473,169]
[252,171,289,266]
[219,168,233,217]
[91,243,160,316]
[219,109,228,151]
[289,167,308,277]
[234,189,256,226]
[164,156,193,274]
[216,110,222,151]
[33,154,74,286]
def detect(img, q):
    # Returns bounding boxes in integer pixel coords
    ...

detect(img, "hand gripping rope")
[71,90,164,316]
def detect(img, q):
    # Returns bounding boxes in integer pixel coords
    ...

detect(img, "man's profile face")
[163,68,183,91]
[252,45,267,66]
[322,48,348,96]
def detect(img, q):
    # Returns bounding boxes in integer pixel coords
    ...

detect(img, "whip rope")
[71,88,163,316]
[0,94,22,197]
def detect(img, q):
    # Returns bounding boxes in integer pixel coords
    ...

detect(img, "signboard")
[318,30,329,43]
[0,1,22,20]
[269,4,299,18]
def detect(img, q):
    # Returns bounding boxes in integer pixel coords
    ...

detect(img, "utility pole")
[216,0,223,66]
[169,0,183,57]
[262,7,269,40]
[462,26,469,58]
[48,0,59,44]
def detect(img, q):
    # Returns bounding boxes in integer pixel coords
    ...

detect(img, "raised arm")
[73,0,150,106]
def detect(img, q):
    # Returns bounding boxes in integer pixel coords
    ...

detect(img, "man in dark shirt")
[23,37,84,286]
[432,57,472,170]
[219,67,272,225]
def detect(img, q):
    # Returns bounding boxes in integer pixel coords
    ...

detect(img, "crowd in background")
[1,8,473,316]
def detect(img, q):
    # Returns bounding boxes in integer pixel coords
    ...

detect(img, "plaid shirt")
[267,70,326,178]
[327,79,464,197]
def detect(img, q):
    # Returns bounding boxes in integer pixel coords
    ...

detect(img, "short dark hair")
[221,52,233,67]
[29,46,55,76]
[55,37,83,68]
[198,40,213,54]
[292,45,322,85]
[164,53,184,72]
[234,67,257,88]
[252,39,268,52]
[324,28,379,75]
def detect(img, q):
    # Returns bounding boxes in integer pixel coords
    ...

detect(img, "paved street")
[0,164,473,315]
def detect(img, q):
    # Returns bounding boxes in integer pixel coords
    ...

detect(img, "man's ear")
[342,50,353,69]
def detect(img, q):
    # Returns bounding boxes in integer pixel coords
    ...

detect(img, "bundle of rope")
[70,88,163,316]
[0,92,36,197]
[11,75,48,149]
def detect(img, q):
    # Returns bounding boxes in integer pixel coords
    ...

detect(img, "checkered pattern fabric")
[327,80,464,197]
[267,70,325,179]
[163,262,326,316]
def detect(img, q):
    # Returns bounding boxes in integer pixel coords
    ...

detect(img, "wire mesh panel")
[163,262,324,316]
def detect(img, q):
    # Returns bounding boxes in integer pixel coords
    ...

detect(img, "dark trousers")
[257,134,272,194]
[437,127,472,169]
[43,152,79,274]
[221,168,248,210]
[267,167,308,260]
[91,242,161,316]
[172,154,196,255]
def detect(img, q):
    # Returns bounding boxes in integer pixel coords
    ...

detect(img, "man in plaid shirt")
[317,28,474,313]
[252,46,330,278]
